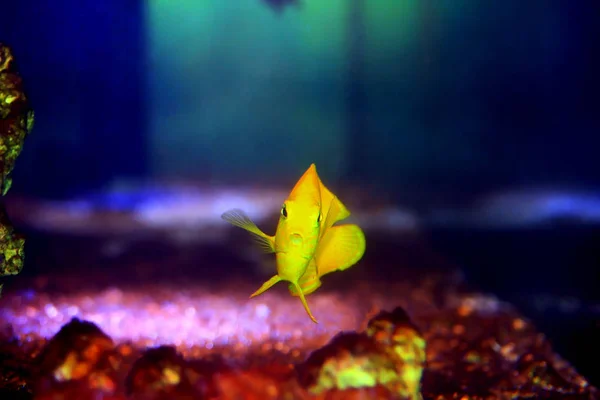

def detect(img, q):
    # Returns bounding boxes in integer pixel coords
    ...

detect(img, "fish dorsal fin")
[318,173,351,236]
[321,193,350,234]
[315,224,366,277]
[287,163,322,205]
[221,209,275,253]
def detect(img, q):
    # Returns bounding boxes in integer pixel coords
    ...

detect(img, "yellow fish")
[221,164,366,323]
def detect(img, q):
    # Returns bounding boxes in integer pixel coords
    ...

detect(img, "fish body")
[221,164,366,323]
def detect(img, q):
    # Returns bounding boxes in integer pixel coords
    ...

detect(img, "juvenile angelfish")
[221,163,366,323]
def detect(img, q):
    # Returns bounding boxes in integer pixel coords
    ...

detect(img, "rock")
[0,206,25,278]
[0,271,596,398]
[366,307,426,400]
[0,43,34,195]
[297,331,411,399]
[125,345,219,400]
[212,367,307,400]
[297,307,426,399]
[33,318,120,398]
[0,43,32,285]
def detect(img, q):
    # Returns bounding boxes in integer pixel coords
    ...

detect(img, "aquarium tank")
[0,1,598,399]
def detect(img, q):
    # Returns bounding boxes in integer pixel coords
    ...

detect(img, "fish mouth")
[290,233,303,246]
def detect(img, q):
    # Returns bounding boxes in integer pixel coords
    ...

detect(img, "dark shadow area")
[427,225,600,386]
[0,0,147,199]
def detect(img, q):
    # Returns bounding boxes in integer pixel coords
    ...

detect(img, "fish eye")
[281,204,288,218]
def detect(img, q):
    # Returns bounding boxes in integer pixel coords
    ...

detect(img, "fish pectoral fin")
[292,281,318,324]
[221,209,275,253]
[249,275,282,298]
[315,224,366,277]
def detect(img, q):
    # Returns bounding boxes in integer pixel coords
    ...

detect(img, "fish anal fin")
[221,209,275,253]
[250,275,282,298]
[292,281,318,323]
[288,279,322,297]
[315,224,366,277]
[289,259,322,296]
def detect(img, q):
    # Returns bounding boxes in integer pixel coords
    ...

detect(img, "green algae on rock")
[0,43,34,286]
[366,307,426,400]
[0,207,25,277]
[0,43,34,194]
[298,307,426,400]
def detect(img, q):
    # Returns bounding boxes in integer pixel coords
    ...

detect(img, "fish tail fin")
[292,282,318,323]
[221,209,275,253]
[249,275,282,298]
